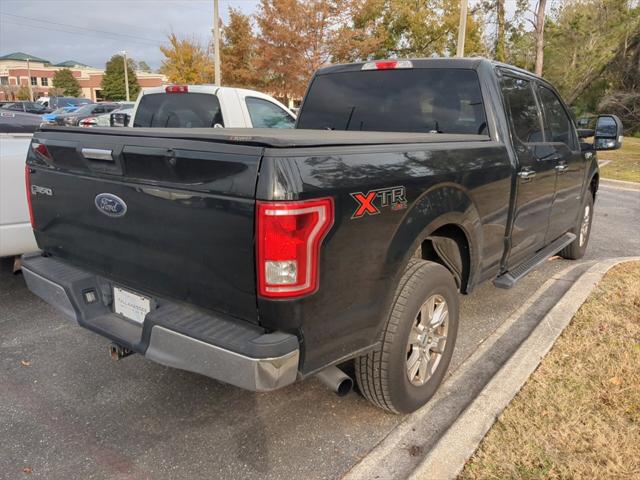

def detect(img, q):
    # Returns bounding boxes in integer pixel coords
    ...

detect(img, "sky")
[0,0,260,70]
[0,0,532,71]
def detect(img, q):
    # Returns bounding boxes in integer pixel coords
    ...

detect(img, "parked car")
[41,106,82,125]
[106,107,134,127]
[55,102,120,126]
[79,103,135,128]
[128,85,296,128]
[0,110,41,134]
[36,96,92,110]
[1,101,49,114]
[21,58,622,413]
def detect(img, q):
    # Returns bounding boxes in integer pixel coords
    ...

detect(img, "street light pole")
[212,0,221,85]
[26,57,34,101]
[122,50,130,102]
[456,0,468,58]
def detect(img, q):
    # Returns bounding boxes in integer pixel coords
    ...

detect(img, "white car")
[79,103,135,128]
[130,85,296,128]
[0,133,39,257]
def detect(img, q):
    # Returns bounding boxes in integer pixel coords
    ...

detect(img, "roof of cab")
[315,57,540,80]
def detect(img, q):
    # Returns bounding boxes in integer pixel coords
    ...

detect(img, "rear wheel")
[355,259,459,413]
[560,194,594,260]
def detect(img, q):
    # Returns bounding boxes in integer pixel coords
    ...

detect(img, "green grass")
[598,136,640,182]
[459,261,640,480]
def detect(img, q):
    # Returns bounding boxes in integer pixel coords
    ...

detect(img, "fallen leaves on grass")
[460,261,640,480]
[609,376,623,386]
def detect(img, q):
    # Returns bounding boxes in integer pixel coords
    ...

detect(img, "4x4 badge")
[350,186,407,219]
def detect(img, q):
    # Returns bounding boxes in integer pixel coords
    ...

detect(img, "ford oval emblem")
[95,193,127,218]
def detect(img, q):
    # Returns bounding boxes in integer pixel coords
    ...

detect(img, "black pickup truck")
[22,59,622,413]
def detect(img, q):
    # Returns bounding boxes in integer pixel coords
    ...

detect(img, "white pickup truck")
[129,85,296,129]
[1,86,296,258]
[0,133,39,258]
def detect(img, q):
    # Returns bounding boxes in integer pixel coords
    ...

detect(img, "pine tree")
[101,55,140,101]
[138,60,152,72]
[52,68,81,97]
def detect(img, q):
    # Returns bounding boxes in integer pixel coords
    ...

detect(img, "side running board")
[494,233,576,289]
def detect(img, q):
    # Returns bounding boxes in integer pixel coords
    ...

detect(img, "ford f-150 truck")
[21,59,622,413]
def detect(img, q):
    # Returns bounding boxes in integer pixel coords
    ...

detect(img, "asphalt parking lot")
[1,182,639,480]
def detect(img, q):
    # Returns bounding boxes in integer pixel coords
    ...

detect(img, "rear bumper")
[21,254,300,391]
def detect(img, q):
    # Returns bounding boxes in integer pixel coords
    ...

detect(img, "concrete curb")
[600,178,640,190]
[409,256,640,480]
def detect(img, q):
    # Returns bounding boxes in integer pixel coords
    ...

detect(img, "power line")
[0,19,161,47]
[0,12,164,45]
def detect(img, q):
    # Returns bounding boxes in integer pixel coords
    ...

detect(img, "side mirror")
[594,114,623,150]
[110,112,130,127]
[577,128,595,138]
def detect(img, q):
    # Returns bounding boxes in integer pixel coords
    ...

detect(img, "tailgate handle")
[81,148,114,162]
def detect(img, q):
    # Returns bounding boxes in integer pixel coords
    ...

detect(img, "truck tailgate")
[27,129,262,322]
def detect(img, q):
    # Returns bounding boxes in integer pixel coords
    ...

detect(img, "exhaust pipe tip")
[316,366,353,397]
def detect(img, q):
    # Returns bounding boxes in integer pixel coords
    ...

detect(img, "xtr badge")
[350,186,407,219]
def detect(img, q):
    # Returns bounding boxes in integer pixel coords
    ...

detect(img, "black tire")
[355,259,459,413]
[560,194,594,260]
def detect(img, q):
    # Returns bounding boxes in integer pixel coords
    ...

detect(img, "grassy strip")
[460,261,640,480]
[599,136,640,182]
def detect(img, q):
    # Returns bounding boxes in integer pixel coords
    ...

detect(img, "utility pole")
[534,0,547,76]
[26,57,34,101]
[212,0,221,85]
[122,50,130,101]
[456,0,468,58]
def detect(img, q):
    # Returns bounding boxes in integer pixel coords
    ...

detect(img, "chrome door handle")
[518,169,537,181]
[555,164,569,173]
[81,148,113,162]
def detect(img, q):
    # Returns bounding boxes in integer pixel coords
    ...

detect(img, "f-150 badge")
[350,186,407,219]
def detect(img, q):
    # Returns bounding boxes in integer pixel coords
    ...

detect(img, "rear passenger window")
[245,97,295,128]
[297,68,488,134]
[537,86,577,149]
[500,76,543,143]
[133,93,224,128]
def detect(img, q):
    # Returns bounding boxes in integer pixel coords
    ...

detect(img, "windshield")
[297,68,488,134]
[58,98,91,107]
[133,92,224,128]
[72,104,96,115]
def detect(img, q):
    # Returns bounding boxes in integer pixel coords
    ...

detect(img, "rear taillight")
[79,116,96,127]
[165,85,188,93]
[361,60,413,71]
[256,198,334,298]
[25,165,35,229]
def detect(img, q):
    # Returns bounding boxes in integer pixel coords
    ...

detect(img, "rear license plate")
[113,287,151,324]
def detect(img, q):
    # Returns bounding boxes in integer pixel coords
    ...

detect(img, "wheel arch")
[386,184,483,295]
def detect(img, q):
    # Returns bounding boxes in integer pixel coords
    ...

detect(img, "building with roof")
[0,52,167,102]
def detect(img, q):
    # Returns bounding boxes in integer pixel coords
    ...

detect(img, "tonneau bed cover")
[39,126,490,148]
